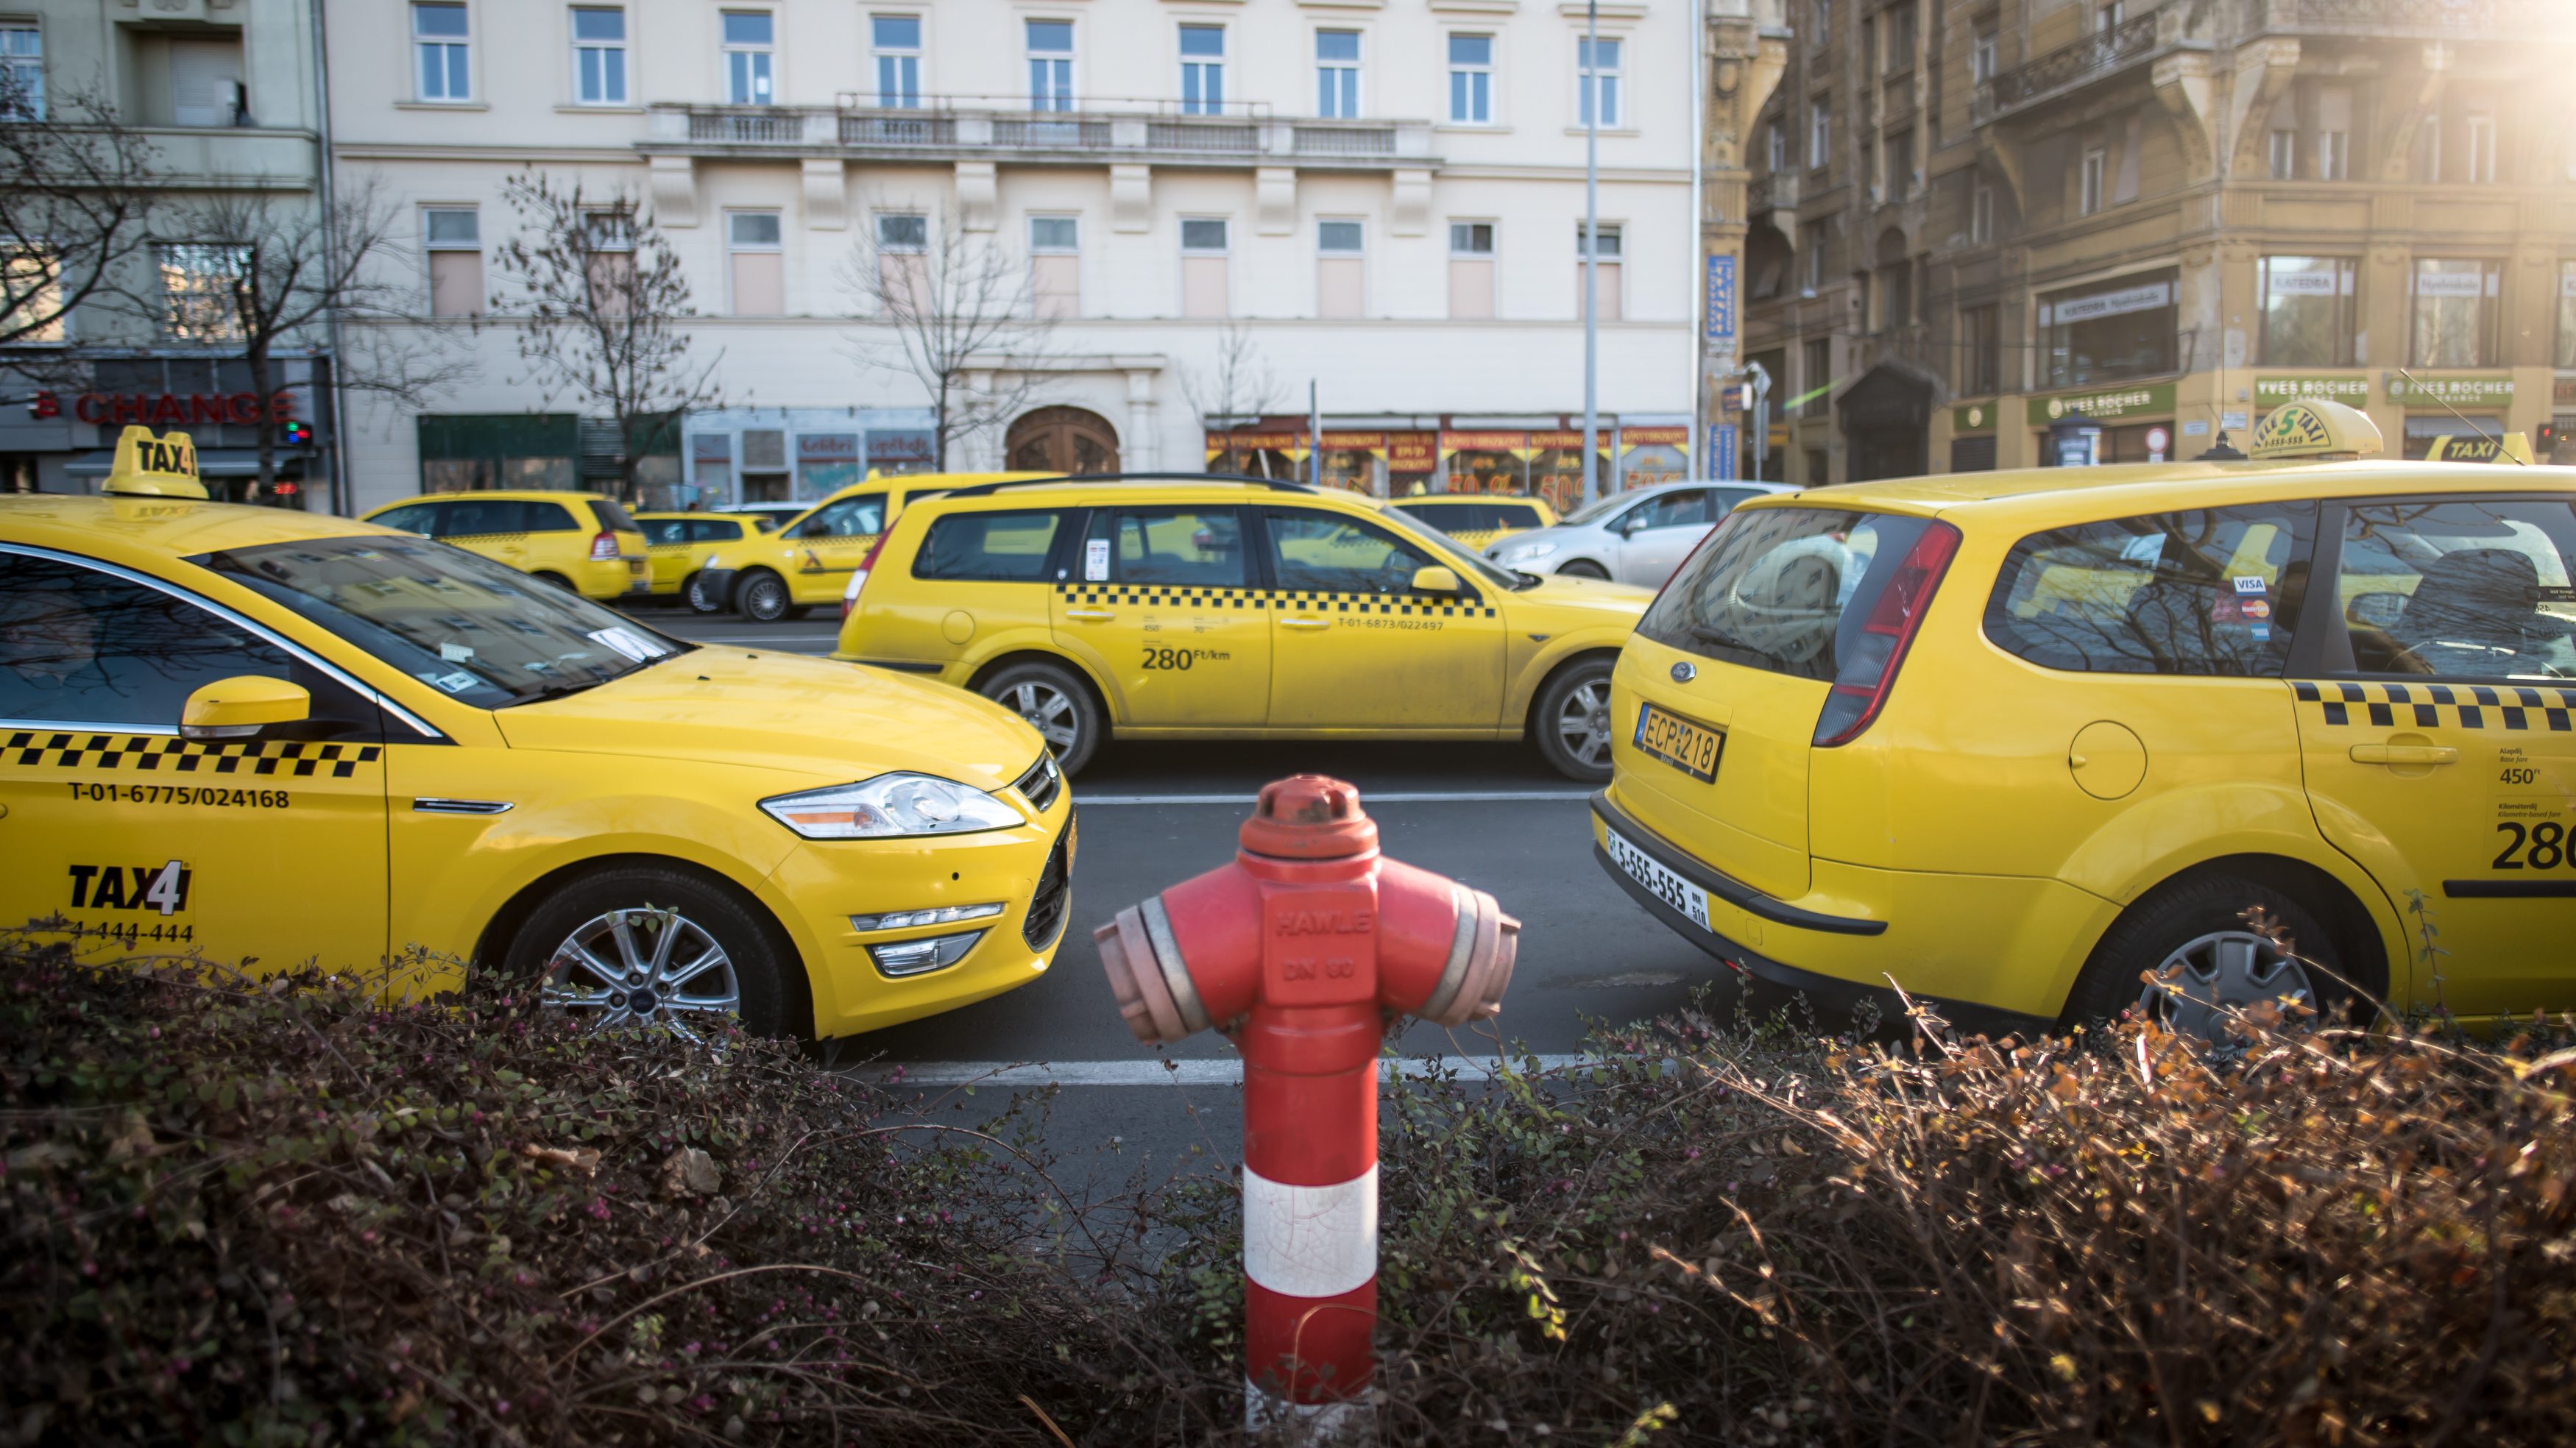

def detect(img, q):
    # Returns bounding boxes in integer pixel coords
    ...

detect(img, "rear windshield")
[914,509,1066,582]
[587,498,639,533]
[1638,505,1940,681]
[1395,500,1546,532]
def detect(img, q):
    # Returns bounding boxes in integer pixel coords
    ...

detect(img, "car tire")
[1533,656,1616,783]
[737,569,793,622]
[980,659,1102,776]
[1558,559,1610,581]
[502,862,802,1041]
[2062,873,2354,1043]
[683,572,726,614]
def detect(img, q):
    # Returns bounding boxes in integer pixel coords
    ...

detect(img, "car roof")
[916,475,1365,507]
[361,489,616,511]
[4,493,400,559]
[1743,459,2576,522]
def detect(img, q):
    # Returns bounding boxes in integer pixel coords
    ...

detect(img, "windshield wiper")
[500,675,620,708]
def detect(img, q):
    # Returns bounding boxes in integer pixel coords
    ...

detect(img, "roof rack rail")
[940,471,1319,499]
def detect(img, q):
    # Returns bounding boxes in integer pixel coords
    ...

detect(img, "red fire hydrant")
[1094,776,1519,1433]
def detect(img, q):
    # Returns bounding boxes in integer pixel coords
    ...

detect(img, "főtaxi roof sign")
[2249,399,2384,461]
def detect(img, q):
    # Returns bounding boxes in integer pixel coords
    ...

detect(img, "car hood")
[491,648,1044,789]
[1483,524,1596,556]
[1506,570,1655,619]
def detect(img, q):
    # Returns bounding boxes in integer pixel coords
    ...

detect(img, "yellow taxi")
[633,511,764,612]
[361,489,651,603]
[831,474,1654,778]
[693,473,1043,622]
[1,427,1076,1041]
[1390,494,1559,551]
[1596,400,2576,1040]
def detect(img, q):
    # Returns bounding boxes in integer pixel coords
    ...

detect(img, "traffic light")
[279,419,314,447]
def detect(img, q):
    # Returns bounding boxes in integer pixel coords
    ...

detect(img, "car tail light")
[1811,521,1961,748]
[589,530,619,561]
[841,531,890,620]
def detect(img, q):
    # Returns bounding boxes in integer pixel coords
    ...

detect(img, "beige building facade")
[1735,0,2576,486]
[328,0,1708,514]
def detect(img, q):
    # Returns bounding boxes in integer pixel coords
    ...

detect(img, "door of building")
[1006,407,1120,475]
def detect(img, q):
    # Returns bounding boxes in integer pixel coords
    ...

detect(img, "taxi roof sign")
[2423,431,2534,465]
[2248,398,2382,462]
[101,425,209,499]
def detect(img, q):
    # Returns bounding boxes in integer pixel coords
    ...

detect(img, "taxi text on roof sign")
[100,425,209,499]
[2248,398,2383,461]
[2424,432,2536,465]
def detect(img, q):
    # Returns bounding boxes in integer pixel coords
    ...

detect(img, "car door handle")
[1281,615,1331,631]
[1063,608,1115,622]
[2350,743,2459,767]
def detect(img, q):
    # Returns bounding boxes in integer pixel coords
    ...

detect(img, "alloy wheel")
[1004,681,1080,756]
[1554,678,1613,771]
[2135,929,2315,1043]
[540,906,741,1040]
[743,577,788,621]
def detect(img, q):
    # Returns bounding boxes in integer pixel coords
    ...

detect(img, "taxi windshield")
[191,534,688,709]
[1372,503,1534,590]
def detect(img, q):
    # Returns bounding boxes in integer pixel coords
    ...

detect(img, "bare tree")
[0,79,158,357]
[1180,322,1284,475]
[487,171,723,500]
[841,210,1055,472]
[146,174,471,491]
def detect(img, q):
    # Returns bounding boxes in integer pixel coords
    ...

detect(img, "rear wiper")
[1688,624,1756,653]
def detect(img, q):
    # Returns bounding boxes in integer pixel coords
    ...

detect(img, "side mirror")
[1618,513,1649,537]
[180,675,309,742]
[1410,565,1463,595]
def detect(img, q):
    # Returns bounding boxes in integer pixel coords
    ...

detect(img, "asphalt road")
[630,604,1741,1186]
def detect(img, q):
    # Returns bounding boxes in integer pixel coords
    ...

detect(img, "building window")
[1812,0,1830,48]
[1179,24,1224,115]
[413,2,470,102]
[727,211,782,316]
[167,35,245,128]
[1960,303,2000,396]
[570,7,626,105]
[1448,221,1495,319]
[2465,108,2497,184]
[1970,177,1995,244]
[2558,258,2576,371]
[1577,35,1620,128]
[2039,268,2176,387]
[423,207,482,318]
[1801,337,1832,417]
[722,11,774,105]
[1764,118,1785,172]
[1800,219,1827,290]
[874,212,927,313]
[2079,144,2106,214]
[1027,20,1073,112]
[2258,255,2356,366]
[2315,84,2352,180]
[1317,219,1363,320]
[2096,1,2124,32]
[1,22,43,120]
[1316,29,1360,118]
[1971,24,1997,85]
[158,243,249,341]
[1577,224,1621,322]
[2419,112,2441,183]
[1180,217,1228,319]
[1888,2,1917,70]
[1030,215,1078,319]
[1808,95,1830,171]
[2410,257,2499,368]
[872,15,921,108]
[1448,34,1493,125]
[1882,128,1913,199]
[1,244,62,342]
[2269,127,2297,180]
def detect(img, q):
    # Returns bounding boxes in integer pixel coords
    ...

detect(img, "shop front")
[4,358,333,507]
[2026,381,2178,466]
[682,407,939,508]
[2385,374,2513,461]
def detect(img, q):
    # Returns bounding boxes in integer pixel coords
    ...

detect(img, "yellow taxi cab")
[693,472,1044,622]
[830,473,1654,779]
[633,511,764,612]
[1,427,1076,1041]
[361,489,651,603]
[1390,494,1559,551]
[1595,399,2576,1041]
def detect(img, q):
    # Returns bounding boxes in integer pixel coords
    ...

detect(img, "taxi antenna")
[2394,366,2525,464]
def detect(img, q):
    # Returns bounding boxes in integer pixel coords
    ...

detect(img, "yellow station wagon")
[1597,401,2576,1040]
[633,511,763,611]
[361,489,649,603]
[832,475,1653,778]
[693,473,1042,622]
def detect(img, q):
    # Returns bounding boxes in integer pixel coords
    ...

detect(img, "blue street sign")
[1710,424,1738,480]
[1705,255,1735,343]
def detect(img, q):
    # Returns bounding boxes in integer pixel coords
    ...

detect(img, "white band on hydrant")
[1242,1163,1378,1300]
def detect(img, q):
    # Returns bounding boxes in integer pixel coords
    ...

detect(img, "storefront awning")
[66,447,309,478]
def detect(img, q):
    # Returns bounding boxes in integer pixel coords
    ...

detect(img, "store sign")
[1440,431,1533,456]
[2385,373,2513,407]
[2412,272,2490,298]
[2255,375,2368,407]
[2025,381,2176,427]
[866,428,933,464]
[1387,433,1436,471]
[32,390,299,427]
[2039,281,2170,327]
[1705,255,1735,343]
[1622,426,1688,447]
[1527,431,1614,452]
[1319,431,1387,455]
[1950,402,1996,433]
[2265,269,2346,297]
[797,433,860,461]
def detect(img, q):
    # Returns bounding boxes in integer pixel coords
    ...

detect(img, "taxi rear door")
[1257,505,1504,729]
[1052,504,1269,726]
[2293,493,2576,1019]
[435,497,532,571]
[0,548,389,974]
[782,490,888,604]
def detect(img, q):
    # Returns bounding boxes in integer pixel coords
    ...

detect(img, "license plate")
[1605,823,1711,934]
[1634,703,1724,782]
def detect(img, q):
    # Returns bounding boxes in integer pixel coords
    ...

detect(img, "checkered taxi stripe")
[2293,681,2576,732]
[1055,584,1498,618]
[4,731,385,777]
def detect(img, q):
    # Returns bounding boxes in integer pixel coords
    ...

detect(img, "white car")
[1482,480,1796,587]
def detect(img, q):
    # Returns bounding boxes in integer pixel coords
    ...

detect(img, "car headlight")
[1496,540,1557,561]
[760,773,1023,839]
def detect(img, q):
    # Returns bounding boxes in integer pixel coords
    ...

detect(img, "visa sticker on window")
[2232,576,2268,595]
[1085,539,1110,581]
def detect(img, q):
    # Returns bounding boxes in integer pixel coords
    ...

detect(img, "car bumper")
[1590,789,2070,1038]
[762,789,1073,1038]
[579,558,651,600]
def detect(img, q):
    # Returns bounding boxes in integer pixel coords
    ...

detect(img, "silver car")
[1482,480,1795,586]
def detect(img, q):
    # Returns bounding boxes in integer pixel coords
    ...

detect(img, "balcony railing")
[647,100,1428,166]
[840,113,956,146]
[688,107,807,144]
[1975,10,2159,122]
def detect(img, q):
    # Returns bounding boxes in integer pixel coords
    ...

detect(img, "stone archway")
[1005,406,1120,474]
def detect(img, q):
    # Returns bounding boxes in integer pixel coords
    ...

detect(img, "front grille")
[1022,812,1073,949]
[1011,751,1061,813]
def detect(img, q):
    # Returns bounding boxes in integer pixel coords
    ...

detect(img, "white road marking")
[1075,789,1592,806]
[854,1053,1597,1087]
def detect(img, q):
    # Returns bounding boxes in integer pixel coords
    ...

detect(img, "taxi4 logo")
[135,438,194,475]
[68,861,193,916]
